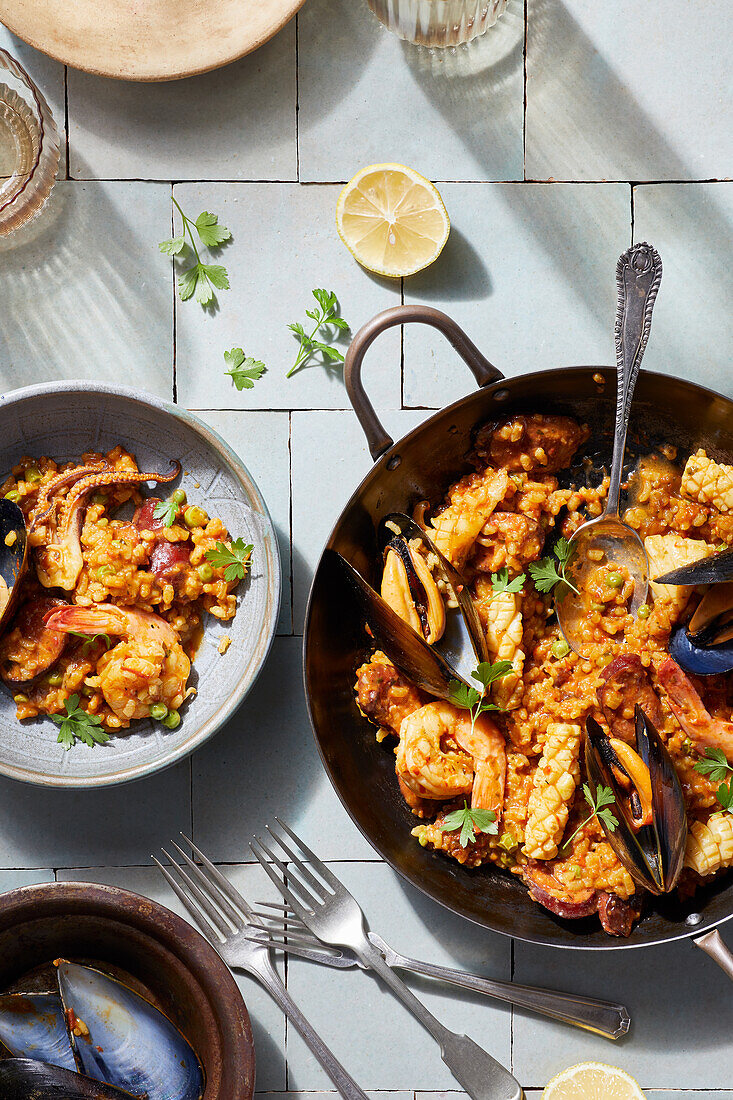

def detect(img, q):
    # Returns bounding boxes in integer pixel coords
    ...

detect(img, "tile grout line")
[63,65,70,180]
[522,0,528,180]
[630,182,636,245]
[288,411,294,633]
[171,181,178,403]
[295,13,301,183]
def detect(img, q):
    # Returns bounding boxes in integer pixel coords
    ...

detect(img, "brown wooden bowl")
[0,881,255,1099]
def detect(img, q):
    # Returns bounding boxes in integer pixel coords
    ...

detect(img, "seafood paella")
[0,447,250,746]
[354,413,733,937]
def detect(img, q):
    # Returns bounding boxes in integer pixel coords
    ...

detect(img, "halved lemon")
[336,163,450,278]
[542,1062,646,1099]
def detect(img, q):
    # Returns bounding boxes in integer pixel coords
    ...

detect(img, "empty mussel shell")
[56,961,204,1100]
[0,991,77,1071]
[669,624,733,676]
[0,1058,136,1098]
[0,499,28,634]
[687,582,733,647]
[585,706,687,895]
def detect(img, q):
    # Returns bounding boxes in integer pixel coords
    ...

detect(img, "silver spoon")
[0,498,28,633]
[557,242,662,656]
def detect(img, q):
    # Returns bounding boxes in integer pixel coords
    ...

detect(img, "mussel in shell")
[0,991,77,1071]
[0,1058,137,1098]
[0,498,28,634]
[669,624,733,677]
[56,961,204,1100]
[668,581,733,676]
[585,706,687,895]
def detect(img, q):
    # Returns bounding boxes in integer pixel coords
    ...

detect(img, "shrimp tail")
[43,603,128,637]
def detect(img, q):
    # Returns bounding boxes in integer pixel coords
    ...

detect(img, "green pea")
[184,506,208,529]
[46,672,63,687]
[637,604,651,620]
[161,710,181,730]
[591,601,605,613]
[150,703,169,721]
[96,564,113,580]
[498,831,517,853]
[197,562,214,583]
[171,488,187,507]
[13,693,28,703]
[91,491,107,505]
[607,572,624,589]
[551,638,570,659]
[681,737,694,754]
[4,490,21,503]
[97,517,109,528]
[24,467,41,484]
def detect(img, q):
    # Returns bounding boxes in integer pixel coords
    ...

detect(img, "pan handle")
[344,305,505,462]
[693,929,733,982]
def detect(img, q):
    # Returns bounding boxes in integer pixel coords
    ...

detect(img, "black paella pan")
[304,300,733,967]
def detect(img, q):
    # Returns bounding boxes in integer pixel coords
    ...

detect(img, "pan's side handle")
[693,929,733,982]
[344,305,505,462]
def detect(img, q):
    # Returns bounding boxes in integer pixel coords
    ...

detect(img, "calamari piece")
[429,468,509,570]
[645,533,714,620]
[523,723,582,860]
[684,813,733,876]
[484,590,524,711]
[681,449,733,514]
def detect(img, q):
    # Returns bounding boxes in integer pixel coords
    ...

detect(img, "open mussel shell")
[0,991,77,1071]
[56,961,204,1100]
[0,499,28,633]
[377,513,489,684]
[687,582,733,647]
[0,1058,137,1098]
[585,707,687,895]
[333,550,468,700]
[669,624,733,676]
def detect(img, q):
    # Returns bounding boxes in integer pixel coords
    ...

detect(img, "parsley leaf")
[224,347,267,391]
[51,694,109,750]
[528,537,579,597]
[68,631,111,656]
[694,748,733,809]
[286,289,350,378]
[160,199,231,308]
[562,783,619,852]
[438,801,498,848]
[490,567,526,596]
[205,538,253,582]
[449,660,513,735]
[153,499,178,528]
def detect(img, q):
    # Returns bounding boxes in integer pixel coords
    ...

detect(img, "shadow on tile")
[0,174,173,397]
[408,226,493,304]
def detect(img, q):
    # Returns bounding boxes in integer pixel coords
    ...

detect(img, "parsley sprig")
[205,538,253,582]
[561,783,618,852]
[490,567,525,597]
[153,499,179,528]
[694,747,733,811]
[438,802,498,848]
[287,289,350,377]
[68,631,111,656]
[449,660,513,735]
[159,199,231,307]
[224,347,267,391]
[51,694,109,750]
[528,537,579,597]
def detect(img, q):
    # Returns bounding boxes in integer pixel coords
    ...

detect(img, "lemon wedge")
[336,163,450,278]
[542,1062,647,1099]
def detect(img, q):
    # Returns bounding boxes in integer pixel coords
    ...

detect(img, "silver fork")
[153,834,369,1100]
[246,905,630,1040]
[250,819,524,1100]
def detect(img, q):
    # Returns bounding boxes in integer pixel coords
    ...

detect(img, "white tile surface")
[174,182,402,411]
[299,0,526,183]
[526,0,733,182]
[403,182,631,407]
[633,183,733,397]
[67,27,297,182]
[193,636,377,861]
[0,181,174,398]
[0,868,54,888]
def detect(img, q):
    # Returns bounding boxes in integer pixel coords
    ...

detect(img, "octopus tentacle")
[31,463,108,530]
[55,460,181,538]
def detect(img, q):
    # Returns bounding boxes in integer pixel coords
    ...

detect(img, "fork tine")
[179,833,256,922]
[159,848,232,936]
[272,817,341,890]
[264,824,332,899]
[257,901,291,912]
[152,854,223,944]
[169,841,244,929]
[252,908,306,929]
[253,929,326,951]
[249,836,315,917]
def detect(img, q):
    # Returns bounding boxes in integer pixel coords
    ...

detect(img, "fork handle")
[387,951,630,1040]
[255,957,370,1100]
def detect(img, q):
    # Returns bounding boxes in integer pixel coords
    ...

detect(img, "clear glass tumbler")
[0,49,59,236]
[366,0,507,46]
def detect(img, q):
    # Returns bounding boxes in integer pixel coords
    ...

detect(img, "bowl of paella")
[0,381,280,787]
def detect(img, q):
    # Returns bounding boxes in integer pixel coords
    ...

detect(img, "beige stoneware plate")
[0,0,306,82]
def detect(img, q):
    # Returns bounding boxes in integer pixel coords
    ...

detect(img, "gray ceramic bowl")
[0,381,280,787]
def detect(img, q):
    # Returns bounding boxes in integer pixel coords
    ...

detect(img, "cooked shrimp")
[658,656,733,764]
[396,701,506,817]
[44,603,190,721]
